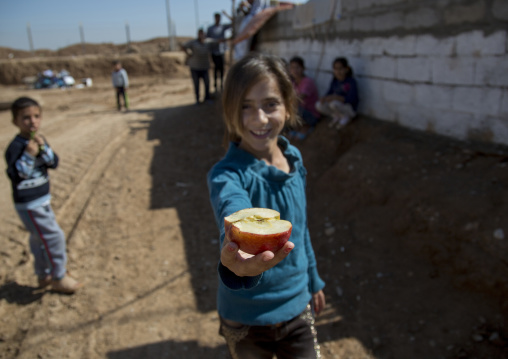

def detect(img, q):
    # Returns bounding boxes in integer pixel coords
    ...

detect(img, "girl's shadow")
[0,281,45,305]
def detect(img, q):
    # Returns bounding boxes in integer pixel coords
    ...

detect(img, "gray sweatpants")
[16,203,67,280]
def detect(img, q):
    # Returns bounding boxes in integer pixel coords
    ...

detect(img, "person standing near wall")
[207,12,232,93]
[181,29,215,104]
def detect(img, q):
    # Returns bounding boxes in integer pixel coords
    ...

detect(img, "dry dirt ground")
[0,59,507,359]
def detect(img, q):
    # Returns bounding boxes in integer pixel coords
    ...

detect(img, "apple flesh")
[224,208,292,255]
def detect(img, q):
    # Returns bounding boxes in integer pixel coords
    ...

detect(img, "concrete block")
[404,7,439,29]
[384,35,417,56]
[493,0,508,21]
[307,52,323,74]
[334,17,352,33]
[364,56,397,78]
[383,81,414,104]
[397,57,431,82]
[474,55,508,87]
[356,77,383,104]
[501,89,508,116]
[309,39,323,53]
[490,115,508,144]
[348,56,366,77]
[357,0,376,10]
[353,16,375,32]
[415,35,455,57]
[457,30,506,56]
[397,104,431,132]
[415,84,454,110]
[432,57,476,85]
[433,110,472,141]
[342,0,358,12]
[377,0,406,6]
[321,52,337,70]
[444,1,486,25]
[374,12,404,32]
[333,38,361,56]
[452,86,502,116]
[360,37,385,56]
[364,98,398,122]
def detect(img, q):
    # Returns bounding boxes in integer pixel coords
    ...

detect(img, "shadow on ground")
[107,339,228,359]
[129,103,508,358]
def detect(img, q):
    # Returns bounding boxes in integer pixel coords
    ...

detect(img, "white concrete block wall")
[256,4,508,146]
[475,56,508,87]
[396,57,432,82]
[431,58,476,85]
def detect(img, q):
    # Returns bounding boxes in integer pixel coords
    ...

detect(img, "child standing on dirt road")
[207,53,326,359]
[111,60,129,111]
[5,97,83,294]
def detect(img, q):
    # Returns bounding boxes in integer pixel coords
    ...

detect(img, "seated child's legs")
[329,100,356,119]
[17,204,68,280]
[315,101,331,117]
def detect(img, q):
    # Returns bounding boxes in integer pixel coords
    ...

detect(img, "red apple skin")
[228,225,292,255]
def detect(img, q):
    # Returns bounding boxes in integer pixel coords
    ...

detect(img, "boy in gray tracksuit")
[5,97,82,293]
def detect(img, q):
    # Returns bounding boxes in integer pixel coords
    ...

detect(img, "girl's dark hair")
[11,97,41,119]
[222,52,300,146]
[333,57,353,77]
[289,56,305,69]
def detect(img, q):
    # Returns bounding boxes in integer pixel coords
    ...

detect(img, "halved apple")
[224,208,292,255]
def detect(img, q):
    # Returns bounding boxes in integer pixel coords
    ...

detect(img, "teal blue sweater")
[207,136,325,325]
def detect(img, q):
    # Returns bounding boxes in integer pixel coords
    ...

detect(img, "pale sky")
[0,0,298,51]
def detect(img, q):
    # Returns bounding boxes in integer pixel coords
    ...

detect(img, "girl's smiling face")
[239,75,287,157]
[333,61,348,81]
[13,105,42,138]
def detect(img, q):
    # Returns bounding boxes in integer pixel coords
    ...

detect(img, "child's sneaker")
[51,274,83,294]
[38,275,52,288]
[329,117,340,128]
[336,116,351,130]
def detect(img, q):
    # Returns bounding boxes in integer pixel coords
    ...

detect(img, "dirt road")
[0,74,507,359]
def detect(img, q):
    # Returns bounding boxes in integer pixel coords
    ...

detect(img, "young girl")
[207,53,326,359]
[288,56,320,140]
[316,57,359,130]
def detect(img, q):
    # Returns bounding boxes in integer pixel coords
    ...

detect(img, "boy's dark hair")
[11,97,41,119]
[289,56,305,69]
[112,60,121,66]
[333,57,353,77]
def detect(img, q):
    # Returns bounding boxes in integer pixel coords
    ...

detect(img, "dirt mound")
[0,36,192,59]
[0,37,193,86]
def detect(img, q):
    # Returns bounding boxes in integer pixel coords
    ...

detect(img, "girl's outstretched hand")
[221,236,294,277]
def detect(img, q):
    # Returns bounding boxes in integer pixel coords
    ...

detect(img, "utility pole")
[194,0,200,32]
[26,22,34,55]
[165,0,176,51]
[79,22,86,54]
[125,22,131,50]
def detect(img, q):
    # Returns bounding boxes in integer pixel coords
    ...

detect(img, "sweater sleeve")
[208,165,264,290]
